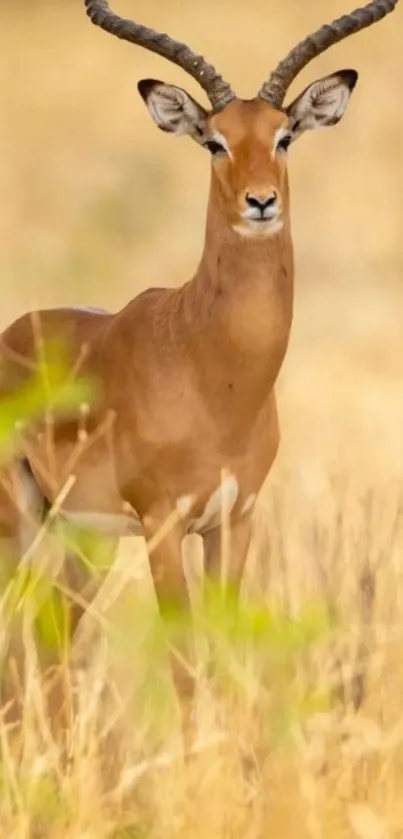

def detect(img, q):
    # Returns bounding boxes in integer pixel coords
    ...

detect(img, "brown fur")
[0,100,294,523]
[0,98,295,735]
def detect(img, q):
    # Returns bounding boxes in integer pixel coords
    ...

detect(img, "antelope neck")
[185,175,294,365]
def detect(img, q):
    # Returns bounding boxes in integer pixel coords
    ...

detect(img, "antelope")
[0,0,400,728]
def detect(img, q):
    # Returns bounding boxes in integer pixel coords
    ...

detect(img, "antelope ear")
[138,79,208,140]
[286,69,358,140]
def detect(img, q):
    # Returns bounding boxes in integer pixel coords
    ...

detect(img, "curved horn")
[84,0,235,111]
[259,0,400,108]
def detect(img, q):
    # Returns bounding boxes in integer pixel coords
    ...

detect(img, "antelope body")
[0,0,400,724]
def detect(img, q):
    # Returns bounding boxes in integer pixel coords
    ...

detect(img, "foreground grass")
[2,1,403,835]
[1,474,403,838]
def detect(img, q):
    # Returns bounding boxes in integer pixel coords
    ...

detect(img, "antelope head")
[85,0,399,239]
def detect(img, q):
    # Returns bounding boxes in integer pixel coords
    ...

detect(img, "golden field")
[1,0,403,836]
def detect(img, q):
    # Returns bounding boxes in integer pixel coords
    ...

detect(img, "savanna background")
[1,0,403,837]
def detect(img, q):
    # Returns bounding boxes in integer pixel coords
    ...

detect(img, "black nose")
[245,192,277,211]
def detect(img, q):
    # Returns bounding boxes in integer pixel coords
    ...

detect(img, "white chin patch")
[233,219,284,239]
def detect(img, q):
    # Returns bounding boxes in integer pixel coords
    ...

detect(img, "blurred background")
[1,3,403,835]
[1,0,403,497]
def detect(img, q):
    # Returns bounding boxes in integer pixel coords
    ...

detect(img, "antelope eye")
[276,134,292,153]
[204,139,227,155]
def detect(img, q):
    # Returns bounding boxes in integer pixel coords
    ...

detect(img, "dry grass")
[1,0,403,836]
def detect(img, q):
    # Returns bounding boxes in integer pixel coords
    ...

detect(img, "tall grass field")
[1,1,403,836]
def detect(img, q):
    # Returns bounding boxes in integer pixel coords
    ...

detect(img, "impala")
[0,0,400,724]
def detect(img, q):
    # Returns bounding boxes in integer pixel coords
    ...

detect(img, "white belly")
[60,474,245,539]
[61,510,143,537]
[189,474,239,535]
